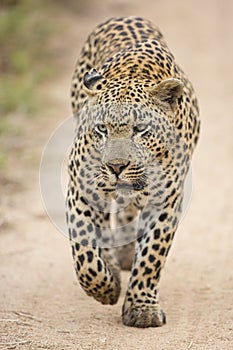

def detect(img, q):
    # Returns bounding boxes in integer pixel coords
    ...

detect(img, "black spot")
[135,22,144,28]
[92,193,99,201]
[72,228,77,238]
[76,220,84,227]
[159,212,168,222]
[81,239,88,246]
[78,254,85,266]
[138,281,144,290]
[154,229,160,239]
[92,239,97,247]
[115,25,123,30]
[97,260,102,272]
[80,196,88,205]
[141,247,148,256]
[142,211,150,220]
[146,277,151,288]
[159,247,166,256]
[132,268,138,277]
[177,152,182,159]
[152,243,160,251]
[70,214,75,223]
[137,228,144,239]
[88,268,97,277]
[131,280,138,289]
[177,121,183,130]
[145,299,152,304]
[71,245,75,257]
[146,49,154,55]
[149,222,156,230]
[165,180,172,188]
[86,274,92,282]
[171,196,178,208]
[139,261,145,269]
[84,210,91,217]
[104,213,110,221]
[148,254,155,263]
[155,268,161,280]
[143,267,153,275]
[87,224,93,232]
[87,251,94,263]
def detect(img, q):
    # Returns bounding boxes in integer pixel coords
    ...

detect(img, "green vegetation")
[0,0,54,134]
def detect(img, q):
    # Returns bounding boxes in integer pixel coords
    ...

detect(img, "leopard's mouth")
[116,179,145,192]
[97,178,146,197]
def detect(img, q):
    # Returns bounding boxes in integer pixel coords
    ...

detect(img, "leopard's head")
[75,69,184,203]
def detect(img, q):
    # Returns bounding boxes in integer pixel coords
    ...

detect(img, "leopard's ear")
[83,69,105,96]
[151,78,184,112]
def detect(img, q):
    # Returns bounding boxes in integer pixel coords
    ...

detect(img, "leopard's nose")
[106,159,130,175]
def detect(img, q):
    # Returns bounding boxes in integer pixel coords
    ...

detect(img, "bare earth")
[1,0,233,349]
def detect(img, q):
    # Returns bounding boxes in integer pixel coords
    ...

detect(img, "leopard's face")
[81,101,180,205]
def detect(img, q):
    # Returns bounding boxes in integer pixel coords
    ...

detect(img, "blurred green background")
[1,1,54,129]
[0,0,94,168]
[0,0,63,169]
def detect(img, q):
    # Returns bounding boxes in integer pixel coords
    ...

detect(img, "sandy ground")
[1,0,233,349]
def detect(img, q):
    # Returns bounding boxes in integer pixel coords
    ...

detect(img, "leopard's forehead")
[91,103,150,122]
[89,102,170,129]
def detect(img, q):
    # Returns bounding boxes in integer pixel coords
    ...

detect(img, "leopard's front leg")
[122,200,182,327]
[67,187,121,305]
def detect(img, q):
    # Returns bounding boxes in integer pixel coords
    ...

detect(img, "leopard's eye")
[95,124,108,135]
[133,124,150,135]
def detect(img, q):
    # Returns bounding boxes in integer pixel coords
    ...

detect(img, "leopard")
[66,16,200,328]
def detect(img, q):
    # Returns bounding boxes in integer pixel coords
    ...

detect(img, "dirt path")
[1,1,233,349]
